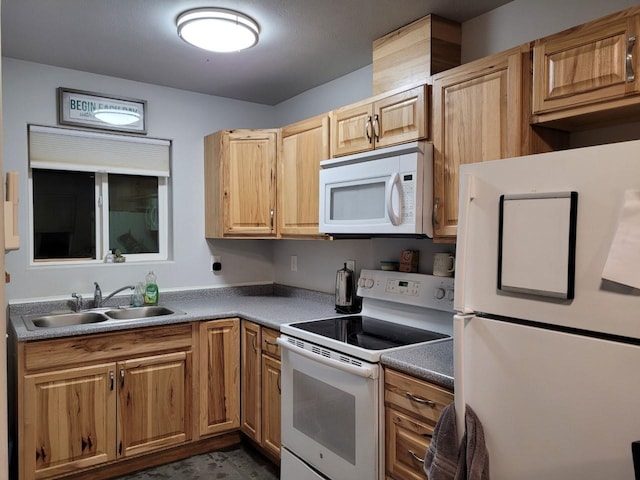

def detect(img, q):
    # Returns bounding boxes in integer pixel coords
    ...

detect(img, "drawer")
[385,407,432,480]
[384,369,453,424]
[262,327,280,359]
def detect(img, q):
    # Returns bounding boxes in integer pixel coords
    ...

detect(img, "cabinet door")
[261,354,281,460]
[330,102,374,157]
[374,85,427,149]
[117,351,191,458]
[279,115,329,237]
[385,408,432,480]
[432,46,527,239]
[533,12,640,119]
[223,130,278,236]
[240,321,262,442]
[199,318,240,436]
[23,363,116,480]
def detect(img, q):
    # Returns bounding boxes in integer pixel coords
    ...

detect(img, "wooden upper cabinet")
[199,319,240,437]
[279,114,329,237]
[204,129,278,238]
[532,7,640,127]
[23,363,117,480]
[117,351,191,458]
[431,46,529,240]
[330,85,428,157]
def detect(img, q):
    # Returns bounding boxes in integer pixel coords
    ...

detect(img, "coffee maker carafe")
[335,263,360,314]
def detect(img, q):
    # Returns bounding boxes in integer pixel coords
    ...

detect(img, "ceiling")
[1,0,512,105]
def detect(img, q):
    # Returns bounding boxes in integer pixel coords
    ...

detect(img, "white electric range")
[278,269,454,480]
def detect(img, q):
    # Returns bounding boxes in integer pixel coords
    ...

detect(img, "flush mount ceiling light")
[176,8,260,53]
[93,108,141,126]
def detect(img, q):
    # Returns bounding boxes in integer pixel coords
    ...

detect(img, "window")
[29,125,170,263]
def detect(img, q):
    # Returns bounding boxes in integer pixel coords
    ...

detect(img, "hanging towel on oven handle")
[424,403,490,480]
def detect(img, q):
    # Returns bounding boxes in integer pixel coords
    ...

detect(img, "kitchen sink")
[104,306,178,320]
[26,311,109,329]
[22,306,185,330]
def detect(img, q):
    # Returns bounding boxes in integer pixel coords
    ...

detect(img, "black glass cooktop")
[290,316,448,350]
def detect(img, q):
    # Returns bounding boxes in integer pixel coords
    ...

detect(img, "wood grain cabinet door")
[223,130,278,236]
[532,12,640,117]
[199,318,240,437]
[23,363,117,480]
[279,115,329,237]
[261,354,281,460]
[374,85,427,149]
[432,46,526,239]
[116,351,191,458]
[240,320,262,442]
[330,102,374,157]
[385,408,432,480]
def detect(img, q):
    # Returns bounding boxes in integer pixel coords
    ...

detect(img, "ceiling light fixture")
[176,8,260,53]
[93,108,141,126]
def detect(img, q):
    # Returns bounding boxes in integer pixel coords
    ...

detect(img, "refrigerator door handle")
[454,314,474,441]
[454,174,477,313]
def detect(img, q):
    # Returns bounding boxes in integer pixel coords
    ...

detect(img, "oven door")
[278,336,380,480]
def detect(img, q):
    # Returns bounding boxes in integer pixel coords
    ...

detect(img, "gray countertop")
[9,284,454,389]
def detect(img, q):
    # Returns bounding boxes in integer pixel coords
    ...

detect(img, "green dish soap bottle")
[144,271,159,305]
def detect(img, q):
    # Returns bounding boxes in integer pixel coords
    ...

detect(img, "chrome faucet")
[93,282,135,308]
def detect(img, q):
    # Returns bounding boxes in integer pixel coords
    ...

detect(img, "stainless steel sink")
[22,305,184,330]
[104,306,178,320]
[24,311,109,329]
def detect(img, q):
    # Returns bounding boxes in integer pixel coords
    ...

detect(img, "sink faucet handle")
[93,282,102,308]
[71,293,83,312]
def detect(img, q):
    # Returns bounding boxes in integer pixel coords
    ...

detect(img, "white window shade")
[29,125,170,177]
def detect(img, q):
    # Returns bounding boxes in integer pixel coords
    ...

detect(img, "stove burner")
[290,316,448,350]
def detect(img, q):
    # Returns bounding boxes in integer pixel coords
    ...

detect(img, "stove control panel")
[357,269,454,311]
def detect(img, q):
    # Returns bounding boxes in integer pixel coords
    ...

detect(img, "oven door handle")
[277,337,379,379]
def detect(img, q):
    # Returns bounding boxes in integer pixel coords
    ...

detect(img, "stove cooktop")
[289,315,449,351]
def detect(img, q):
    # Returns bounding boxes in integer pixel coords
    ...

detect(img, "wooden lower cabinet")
[384,368,454,480]
[240,320,281,461]
[199,318,240,436]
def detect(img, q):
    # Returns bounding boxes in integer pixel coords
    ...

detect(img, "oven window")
[292,370,356,464]
[330,182,385,220]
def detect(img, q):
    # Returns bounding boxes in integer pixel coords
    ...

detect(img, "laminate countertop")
[9,284,454,390]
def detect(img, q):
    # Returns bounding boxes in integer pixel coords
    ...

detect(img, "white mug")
[433,253,455,277]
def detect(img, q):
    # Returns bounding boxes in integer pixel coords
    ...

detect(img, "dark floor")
[114,444,280,480]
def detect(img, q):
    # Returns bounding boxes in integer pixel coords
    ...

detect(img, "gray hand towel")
[423,403,490,480]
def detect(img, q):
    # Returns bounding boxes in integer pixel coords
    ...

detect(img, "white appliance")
[318,141,433,236]
[454,140,640,480]
[278,269,454,480]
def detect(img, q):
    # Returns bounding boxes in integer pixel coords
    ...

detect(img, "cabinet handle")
[409,449,425,464]
[110,371,114,391]
[120,369,125,388]
[433,197,440,230]
[372,114,380,141]
[264,339,278,346]
[365,115,372,143]
[252,336,258,353]
[119,440,123,456]
[277,371,281,394]
[405,391,436,407]
[627,36,636,82]
[270,208,274,231]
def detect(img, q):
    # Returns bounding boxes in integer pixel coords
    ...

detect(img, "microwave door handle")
[386,172,402,225]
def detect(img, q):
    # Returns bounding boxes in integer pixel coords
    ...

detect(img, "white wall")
[2,58,277,301]
[462,0,640,62]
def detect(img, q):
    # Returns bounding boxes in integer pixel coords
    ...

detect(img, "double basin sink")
[22,306,185,331]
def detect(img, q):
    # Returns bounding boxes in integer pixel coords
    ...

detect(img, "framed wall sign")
[57,87,147,134]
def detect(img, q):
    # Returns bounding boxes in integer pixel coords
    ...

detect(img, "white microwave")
[319,141,433,236]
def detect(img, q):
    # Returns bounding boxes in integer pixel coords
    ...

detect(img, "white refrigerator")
[453,139,640,480]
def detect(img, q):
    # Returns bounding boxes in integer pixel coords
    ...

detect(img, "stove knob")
[358,277,366,287]
[446,288,455,301]
[365,278,374,288]
[435,287,446,300]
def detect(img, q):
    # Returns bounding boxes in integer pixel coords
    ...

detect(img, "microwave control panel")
[400,172,416,221]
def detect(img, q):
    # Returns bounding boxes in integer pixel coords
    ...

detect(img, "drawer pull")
[405,391,436,407]
[365,115,372,143]
[264,339,278,347]
[409,449,425,464]
[627,36,636,82]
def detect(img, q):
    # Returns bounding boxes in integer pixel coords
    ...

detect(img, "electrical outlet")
[346,259,356,272]
[211,255,221,272]
[291,255,298,272]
